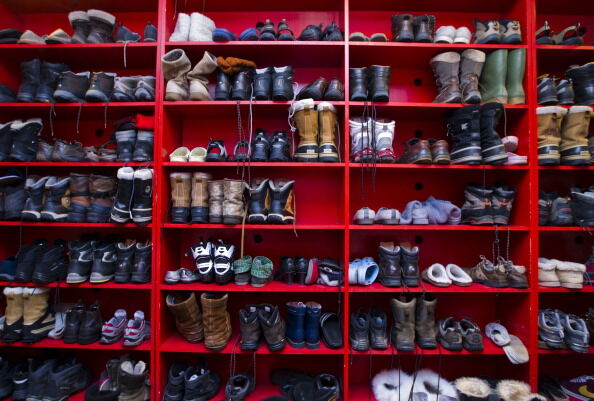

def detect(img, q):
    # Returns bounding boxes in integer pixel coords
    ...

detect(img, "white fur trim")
[373,370,414,401]
[170,172,191,179]
[117,167,135,180]
[512,265,526,274]
[290,98,315,113]
[416,369,457,401]
[554,260,586,272]
[426,264,451,284]
[538,258,556,271]
[568,106,593,114]
[87,9,116,25]
[68,11,89,22]
[169,147,190,162]
[496,380,531,401]
[536,106,568,115]
[170,13,190,42]
[455,377,492,398]
[133,168,153,180]
[431,52,460,63]
[445,264,472,284]
[317,102,336,113]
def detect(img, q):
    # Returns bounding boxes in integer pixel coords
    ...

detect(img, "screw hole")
[413,78,422,87]
[414,235,423,244]
[414,130,423,138]
[414,182,424,191]
[575,235,584,245]
[95,129,104,138]
[254,234,263,244]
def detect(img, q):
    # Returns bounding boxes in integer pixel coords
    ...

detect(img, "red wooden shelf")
[350,163,529,170]
[349,341,505,355]
[165,41,344,47]
[349,282,530,293]
[0,222,151,228]
[349,224,531,231]
[538,286,594,293]
[0,337,150,351]
[0,281,152,289]
[349,101,529,109]
[163,100,346,107]
[162,223,344,229]
[350,42,528,49]
[0,162,152,167]
[539,165,594,170]
[0,43,157,50]
[162,161,346,168]
[536,45,594,51]
[538,346,594,354]
[159,281,338,292]
[0,102,155,108]
[538,226,590,232]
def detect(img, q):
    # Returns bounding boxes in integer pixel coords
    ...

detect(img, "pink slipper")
[502,136,519,153]
[505,152,527,165]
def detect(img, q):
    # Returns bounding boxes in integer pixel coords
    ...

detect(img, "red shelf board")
[349,341,505,355]
[348,101,529,109]
[350,42,528,50]
[349,225,531,231]
[159,281,338,292]
[0,162,152,167]
[538,226,589,232]
[162,223,345,230]
[0,338,150,351]
[538,347,594,355]
[536,45,594,51]
[0,281,152,289]
[0,222,151,228]
[539,165,594,170]
[0,43,157,50]
[349,163,529,170]
[538,286,594,293]
[0,102,155,108]
[349,282,530,293]
[163,100,346,107]
[162,162,346,168]
[165,41,344,47]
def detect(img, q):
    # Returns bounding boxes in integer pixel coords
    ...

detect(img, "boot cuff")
[24,287,50,295]
[117,167,135,180]
[536,106,568,115]
[568,106,593,114]
[538,258,557,271]
[496,380,531,401]
[190,12,216,31]
[162,49,190,67]
[193,172,213,180]
[68,11,89,22]
[554,260,586,272]
[317,102,336,113]
[133,169,153,180]
[290,98,315,113]
[87,9,116,25]
[455,377,492,398]
[171,172,191,179]
[461,49,486,62]
[188,51,218,76]
[431,52,461,63]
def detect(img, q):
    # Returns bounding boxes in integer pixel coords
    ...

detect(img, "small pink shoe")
[505,152,527,165]
[502,136,519,153]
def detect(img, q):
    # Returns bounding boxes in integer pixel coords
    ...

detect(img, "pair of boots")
[69,10,117,43]
[169,12,215,42]
[290,99,339,162]
[162,360,220,401]
[349,66,391,102]
[237,66,294,101]
[251,129,291,162]
[349,307,389,351]
[13,239,68,284]
[114,115,155,162]
[538,106,592,166]
[111,76,156,102]
[377,242,419,288]
[166,292,231,351]
[390,294,437,351]
[431,49,485,104]
[162,50,218,101]
[66,173,116,223]
[17,59,68,103]
[239,304,287,352]
[21,175,71,222]
[111,167,153,225]
[349,117,396,163]
[86,357,150,401]
[0,118,42,162]
[2,287,54,344]
[247,178,296,225]
[54,71,153,103]
[537,75,574,106]
[286,301,321,349]
[461,183,517,226]
[63,301,102,345]
[392,14,435,42]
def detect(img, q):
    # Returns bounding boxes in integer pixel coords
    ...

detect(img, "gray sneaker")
[123,310,150,347]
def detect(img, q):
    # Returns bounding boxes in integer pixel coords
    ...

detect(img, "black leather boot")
[86,10,116,43]
[446,105,482,165]
[251,129,270,161]
[275,257,295,284]
[297,77,328,100]
[349,68,368,101]
[272,66,294,101]
[479,103,508,165]
[254,67,273,100]
[114,240,135,283]
[231,68,254,100]
[267,179,295,224]
[214,70,232,100]
[269,131,291,161]
[556,79,575,105]
[400,243,419,287]
[35,61,69,103]
[10,118,41,162]
[324,78,345,101]
[85,72,116,102]
[40,176,70,222]
[131,168,153,225]
[368,65,391,102]
[54,71,91,103]
[111,167,134,224]
[17,59,40,103]
[32,240,68,284]
[131,240,152,283]
[377,242,401,287]
[69,11,91,44]
[566,63,594,106]
[247,178,270,224]
[294,257,309,285]
[537,75,558,105]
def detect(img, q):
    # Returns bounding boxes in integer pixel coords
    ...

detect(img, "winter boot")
[35,62,68,103]
[286,302,306,348]
[318,102,339,162]
[1,171,26,221]
[269,131,291,162]
[22,287,55,343]
[114,240,135,283]
[31,239,67,284]
[132,169,153,225]
[480,103,508,164]
[239,306,261,351]
[369,307,389,350]
[231,68,255,100]
[40,176,70,222]
[247,178,270,224]
[135,76,156,101]
[268,179,295,225]
[166,292,204,342]
[430,52,462,103]
[480,50,508,104]
[446,105,482,164]
[187,51,217,100]
[112,76,140,102]
[86,10,115,43]
[44,358,90,401]
[272,66,294,101]
[222,179,246,225]
[305,301,321,349]
[191,172,211,224]
[462,184,494,225]
[10,118,41,162]
[89,242,117,283]
[565,63,594,106]
[0,121,13,161]
[378,242,401,287]
[133,116,154,162]
[200,292,231,351]
[69,11,91,44]
[87,175,116,223]
[571,190,594,227]
[2,287,23,343]
[162,49,191,101]
[119,361,149,401]
[413,15,435,43]
[14,239,47,283]
[54,71,91,103]
[115,119,137,162]
[557,79,575,105]
[492,183,516,225]
[67,173,89,222]
[368,65,391,102]
[506,48,526,105]
[349,117,373,162]
[292,99,319,161]
[67,240,94,284]
[538,75,558,105]
[391,14,414,42]
[349,309,370,351]
[473,19,501,44]
[189,12,216,41]
[349,68,368,101]
[85,72,116,102]
[537,106,567,165]
[415,294,437,349]
[111,167,134,224]
[169,13,190,42]
[251,129,270,161]
[17,59,40,103]
[390,296,416,351]
[257,304,286,351]
[21,176,49,221]
[183,362,220,401]
[130,241,151,284]
[460,49,485,104]
[170,172,193,223]
[400,242,419,287]
[208,180,224,223]
[559,106,592,166]
[374,118,396,162]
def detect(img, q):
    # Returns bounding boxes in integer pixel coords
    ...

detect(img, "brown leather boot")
[428,138,451,164]
[191,172,212,224]
[166,292,204,343]
[415,294,437,349]
[560,106,592,166]
[223,179,246,225]
[200,292,231,351]
[88,174,116,223]
[460,49,486,104]
[208,180,223,223]
[170,172,191,223]
[68,173,90,223]
[398,138,432,164]
[430,52,462,103]
[257,304,286,351]
[390,296,415,351]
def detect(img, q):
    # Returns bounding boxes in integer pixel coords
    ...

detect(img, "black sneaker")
[251,129,270,162]
[12,361,28,401]
[205,140,228,162]
[163,362,187,401]
[0,358,14,399]
[32,240,67,284]
[184,361,220,401]
[89,242,117,284]
[26,359,57,401]
[14,239,48,283]
[66,240,94,284]
[43,358,90,401]
[269,131,291,162]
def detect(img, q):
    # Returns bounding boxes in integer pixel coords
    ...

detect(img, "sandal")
[552,23,586,45]
[257,19,276,41]
[277,19,295,41]
[357,257,379,285]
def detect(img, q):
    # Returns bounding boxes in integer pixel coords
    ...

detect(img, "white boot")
[169,13,191,42]
[349,117,373,163]
[189,12,216,42]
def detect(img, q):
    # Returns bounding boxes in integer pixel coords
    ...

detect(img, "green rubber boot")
[506,48,526,105]
[480,49,508,104]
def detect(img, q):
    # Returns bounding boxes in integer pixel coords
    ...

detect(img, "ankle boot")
[378,242,401,287]
[67,173,90,222]
[22,176,49,221]
[86,10,115,43]
[214,70,232,100]
[166,292,204,342]
[416,294,437,349]
[132,114,154,161]
[32,239,68,284]
[131,240,151,283]
[270,130,291,162]
[112,76,140,102]
[368,65,390,102]
[292,99,319,161]
[35,61,68,103]
[480,50,508,104]
[272,66,294,101]
[480,103,508,164]
[325,77,344,100]
[162,49,191,101]
[492,183,516,225]
[54,71,91,103]
[40,176,70,222]
[191,172,212,224]
[461,184,494,225]
[268,179,295,225]
[247,178,270,224]
[538,75,558,105]
[369,306,389,350]
[349,117,373,162]
[446,105,482,164]
[557,79,575,105]
[305,301,321,349]
[67,240,94,284]
[22,287,54,343]
[298,77,328,101]
[413,15,435,42]
[254,67,273,100]
[460,49,485,104]
[85,72,116,102]
[560,106,592,165]
[2,287,24,343]
[349,68,368,101]
[222,179,246,225]
[188,51,217,100]
[251,129,270,161]
[208,180,224,223]
[88,174,116,223]
[400,242,419,287]
[231,68,255,100]
[317,102,339,162]
[390,296,415,351]
[115,240,135,283]
[473,19,501,44]
[135,75,155,101]
[430,52,462,103]
[132,168,153,225]
[374,118,396,163]
[257,304,286,351]
[90,241,117,283]
[119,361,149,401]
[239,305,261,351]
[10,118,41,162]
[349,309,370,351]
[170,172,191,223]
[506,48,526,105]
[200,292,231,351]
[391,14,414,42]
[565,63,594,106]
[286,302,306,349]
[17,59,40,103]
[69,11,91,44]
[111,167,134,223]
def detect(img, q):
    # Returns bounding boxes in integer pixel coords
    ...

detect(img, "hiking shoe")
[468,255,508,288]
[123,310,151,347]
[42,357,91,401]
[205,139,228,162]
[100,309,127,344]
[438,317,463,351]
[163,362,187,401]
[561,376,594,401]
[559,312,590,353]
[539,309,565,350]
[459,317,483,351]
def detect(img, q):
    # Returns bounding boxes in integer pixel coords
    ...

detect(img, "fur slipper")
[538,258,561,287]
[372,370,414,401]
[496,380,531,401]
[422,264,452,287]
[455,377,492,401]
[554,260,586,289]
[415,369,457,401]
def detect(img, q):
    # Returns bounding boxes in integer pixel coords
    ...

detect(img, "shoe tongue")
[134,310,144,321]
[114,309,126,319]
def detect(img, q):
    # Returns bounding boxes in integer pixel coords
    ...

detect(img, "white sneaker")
[435,26,455,43]
[353,207,375,224]
[374,207,400,224]
[189,147,207,162]
[454,27,472,44]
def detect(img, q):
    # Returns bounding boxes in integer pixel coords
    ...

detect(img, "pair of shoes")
[232,256,273,286]
[15,60,69,103]
[537,75,574,105]
[538,190,573,226]
[2,287,54,343]
[377,242,419,287]
[19,358,90,401]
[22,175,74,222]
[162,359,219,401]
[392,14,435,42]
[68,10,116,43]
[187,240,234,284]
[461,182,516,225]
[110,167,153,225]
[353,207,400,225]
[162,50,218,101]
[111,75,156,102]
[101,309,150,346]
[298,22,343,41]
[255,19,295,41]
[274,257,319,286]
[349,307,388,350]
[251,129,291,162]
[37,138,113,162]
[246,66,293,101]
[348,258,379,286]
[467,255,528,288]
[113,114,154,161]
[536,21,586,45]
[474,19,522,44]
[349,117,396,163]
[238,303,287,351]
[13,239,67,284]
[87,357,149,400]
[297,77,344,101]
[169,12,215,41]
[349,66,391,102]
[349,32,388,41]
[169,146,207,162]
[422,263,472,287]
[285,302,322,349]
[247,178,296,225]
[291,99,340,162]
[435,26,471,43]
[390,294,437,350]
[0,119,42,162]
[539,309,590,353]
[538,258,586,289]
[399,138,451,164]
[438,317,483,351]
[63,300,101,344]
[537,106,592,165]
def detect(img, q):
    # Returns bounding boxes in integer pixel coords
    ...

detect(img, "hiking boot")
[500,257,528,289]
[14,240,47,283]
[413,15,435,42]
[272,66,294,101]
[36,62,68,103]
[392,14,414,42]
[123,310,151,346]
[268,179,295,224]
[10,118,41,162]
[565,63,594,106]
[222,179,246,225]
[44,358,90,401]
[378,242,401,287]
[32,240,67,284]
[162,49,191,101]
[349,68,368,101]
[571,189,594,227]
[324,78,344,101]
[368,307,389,350]
[349,309,370,351]
[538,106,567,165]
[398,138,432,164]
[460,49,485,104]
[249,67,271,100]
[469,255,508,287]
[119,361,149,401]
[416,294,437,349]
[111,167,134,223]
[318,102,339,162]
[27,359,57,400]
[205,139,228,161]
[286,302,306,348]
[2,287,24,343]
[116,24,140,42]
[50,139,85,162]
[538,75,558,105]
[428,138,451,164]
[17,59,40,103]
[131,169,152,225]
[292,99,319,161]
[54,71,91,103]
[390,296,415,351]
[87,174,116,223]
[258,304,286,351]
[480,103,508,164]
[231,68,255,100]
[251,129,270,161]
[400,242,419,287]
[247,178,270,224]
[225,374,255,401]
[349,117,374,162]
[298,24,322,41]
[40,176,70,222]
[492,183,516,225]
[506,48,526,105]
[201,292,231,351]
[191,172,211,224]
[208,180,224,223]
[239,305,261,351]
[550,196,573,226]
[447,105,482,164]
[69,11,90,43]
[112,76,140,102]
[438,317,463,351]
[480,50,508,104]
[430,52,462,103]
[557,79,575,105]
[214,70,232,100]
[86,10,115,43]
[188,51,217,101]
[538,191,555,225]
[22,287,55,343]
[67,173,89,222]
[85,72,115,102]
[500,19,522,44]
[114,240,135,283]
[559,106,592,165]
[67,240,94,284]
[22,176,49,221]
[170,172,190,223]
[183,362,219,401]
[368,65,391,102]
[461,184,494,225]
[89,242,117,283]
[474,19,501,44]
[166,292,204,342]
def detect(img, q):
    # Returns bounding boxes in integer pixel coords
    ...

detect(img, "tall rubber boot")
[480,50,508,104]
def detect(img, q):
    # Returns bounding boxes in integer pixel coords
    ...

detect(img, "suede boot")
[537,106,567,165]
[257,304,286,351]
[480,50,508,104]
[480,103,508,164]
[378,242,401,287]
[415,294,437,349]
[460,49,485,104]
[223,179,246,225]
[292,99,319,161]
[286,302,306,348]
[392,14,414,42]
[87,174,116,223]
[191,172,212,224]
[492,183,516,225]
[565,63,594,106]
[368,65,390,102]
[188,51,217,100]
[268,179,295,225]
[40,176,70,222]
[170,172,191,223]
[559,106,592,165]
[36,62,68,103]
[239,305,261,351]
[461,184,494,225]
[131,168,153,225]
[22,287,55,343]
[17,59,40,103]
[111,167,134,224]
[446,105,482,164]
[200,293,231,351]
[317,102,339,162]
[247,178,270,224]
[349,68,368,101]
[22,176,49,221]
[2,287,24,343]
[430,52,462,103]
[162,49,191,101]
[506,48,526,104]
[54,71,91,103]
[166,292,204,343]
[69,11,90,44]
[390,296,416,351]
[86,10,115,43]
[67,173,90,222]
[10,119,41,162]
[208,180,224,223]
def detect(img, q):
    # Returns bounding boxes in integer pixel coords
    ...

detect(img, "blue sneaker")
[212,28,236,42]
[239,28,258,41]
[0,257,16,281]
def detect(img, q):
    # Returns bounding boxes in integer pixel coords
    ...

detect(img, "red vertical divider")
[343,0,351,398]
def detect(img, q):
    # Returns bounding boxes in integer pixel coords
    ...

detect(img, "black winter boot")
[557,79,575,105]
[14,239,48,283]
[10,118,41,162]
[267,179,295,224]
[214,70,232,100]
[184,363,220,401]
[133,129,153,162]
[85,72,116,102]
[86,10,116,43]
[368,65,391,102]
[254,67,273,100]
[231,68,254,100]
[537,76,558,105]
[0,121,13,161]
[131,240,151,283]
[269,131,291,161]
[69,11,91,44]
[566,63,594,106]
[54,71,91,103]
[369,307,389,350]
[66,240,94,284]
[22,176,49,221]
[272,66,294,101]
[32,240,68,284]
[251,129,270,161]
[479,103,508,164]
[17,59,40,103]
[90,241,117,283]
[446,105,482,165]
[349,68,368,101]
[247,178,270,224]
[162,363,187,401]
[114,240,135,283]
[36,62,69,103]
[114,117,137,162]
[110,167,134,224]
[0,169,26,220]
[492,183,516,225]
[571,190,594,227]
[40,176,70,222]
[131,168,153,225]
[400,242,419,287]
[349,309,370,351]
[44,358,91,401]
[377,242,401,287]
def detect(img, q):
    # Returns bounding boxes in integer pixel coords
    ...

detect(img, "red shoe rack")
[0,0,592,400]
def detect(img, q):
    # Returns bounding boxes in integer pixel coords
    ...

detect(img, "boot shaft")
[166,292,204,342]
[480,49,508,103]
[69,173,90,207]
[460,49,485,102]
[248,178,271,215]
[390,297,416,331]
[293,100,319,145]
[89,174,116,207]
[430,52,461,103]
[191,172,211,208]
[560,106,592,150]
[170,172,191,208]
[22,287,50,324]
[69,11,91,44]
[317,102,337,145]
[506,48,526,104]
[223,179,246,217]
[200,292,231,348]
[269,179,295,217]
[18,59,40,102]
[132,169,153,224]
[538,106,567,148]
[43,176,71,212]
[4,287,24,325]
[113,167,135,212]
[415,295,437,337]
[24,176,49,212]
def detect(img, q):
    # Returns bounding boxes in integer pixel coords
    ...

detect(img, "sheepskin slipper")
[496,380,531,401]
[554,260,586,289]
[455,377,492,401]
[422,264,452,287]
[373,370,414,401]
[415,369,457,401]
[373,369,457,401]
[445,264,472,286]
[538,258,560,287]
